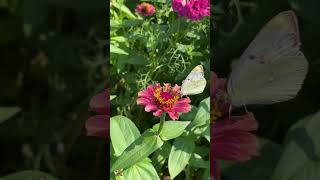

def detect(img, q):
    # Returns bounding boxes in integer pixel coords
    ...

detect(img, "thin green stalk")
[157,113,166,135]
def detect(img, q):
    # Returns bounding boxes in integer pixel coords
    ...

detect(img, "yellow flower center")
[211,101,221,123]
[154,88,179,108]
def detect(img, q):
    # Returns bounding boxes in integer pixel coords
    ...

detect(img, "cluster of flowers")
[135,0,209,21]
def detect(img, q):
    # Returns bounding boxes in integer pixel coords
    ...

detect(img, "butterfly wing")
[227,11,308,106]
[181,65,207,96]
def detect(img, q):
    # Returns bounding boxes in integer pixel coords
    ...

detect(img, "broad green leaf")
[191,97,210,127]
[180,105,198,121]
[289,0,320,24]
[112,3,136,19]
[221,138,281,180]
[111,129,164,173]
[153,121,190,141]
[272,111,320,180]
[2,170,58,180]
[202,168,210,180]
[168,136,195,179]
[0,107,21,124]
[123,158,160,180]
[202,125,210,142]
[110,115,140,156]
[189,153,209,169]
[151,141,172,171]
[110,45,128,55]
[111,36,127,43]
[110,95,117,101]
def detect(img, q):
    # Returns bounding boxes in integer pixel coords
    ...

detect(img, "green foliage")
[0,0,107,179]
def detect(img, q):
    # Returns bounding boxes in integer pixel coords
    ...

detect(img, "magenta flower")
[211,72,259,180]
[172,0,210,21]
[135,2,156,17]
[85,90,109,138]
[137,83,191,120]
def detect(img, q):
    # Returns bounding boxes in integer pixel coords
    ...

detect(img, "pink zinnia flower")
[137,83,191,120]
[85,90,109,138]
[135,2,156,17]
[172,0,210,21]
[211,72,259,180]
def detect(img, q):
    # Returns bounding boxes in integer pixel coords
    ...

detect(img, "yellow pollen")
[211,101,222,123]
[154,88,179,108]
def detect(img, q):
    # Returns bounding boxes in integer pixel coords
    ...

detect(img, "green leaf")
[168,136,195,179]
[110,115,140,156]
[153,121,190,141]
[110,95,117,101]
[220,138,281,180]
[2,170,58,180]
[289,0,320,24]
[118,54,148,66]
[192,97,210,127]
[189,153,209,169]
[202,125,210,142]
[202,168,210,180]
[110,45,128,55]
[180,105,198,121]
[151,141,172,171]
[0,107,21,124]
[22,0,48,38]
[111,129,164,173]
[123,158,160,180]
[112,3,136,19]
[272,110,320,180]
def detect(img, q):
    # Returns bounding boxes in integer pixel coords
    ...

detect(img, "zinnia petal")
[85,115,108,138]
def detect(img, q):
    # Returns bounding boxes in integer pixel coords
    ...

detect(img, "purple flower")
[172,0,210,21]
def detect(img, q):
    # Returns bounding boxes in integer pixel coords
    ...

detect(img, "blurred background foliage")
[0,0,107,179]
[213,0,320,180]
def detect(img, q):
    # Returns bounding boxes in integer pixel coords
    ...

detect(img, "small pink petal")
[137,97,154,105]
[171,84,181,94]
[166,109,179,120]
[153,109,163,117]
[145,104,158,112]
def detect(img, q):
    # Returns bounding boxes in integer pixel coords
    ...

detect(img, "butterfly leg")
[244,105,249,113]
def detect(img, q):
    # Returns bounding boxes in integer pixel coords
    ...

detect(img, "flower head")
[135,2,156,17]
[137,83,191,120]
[210,72,259,180]
[85,90,109,138]
[172,0,210,21]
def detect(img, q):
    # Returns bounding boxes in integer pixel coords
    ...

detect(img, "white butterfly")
[227,10,308,106]
[181,65,207,96]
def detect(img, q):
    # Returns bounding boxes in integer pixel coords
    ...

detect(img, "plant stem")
[157,113,166,135]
